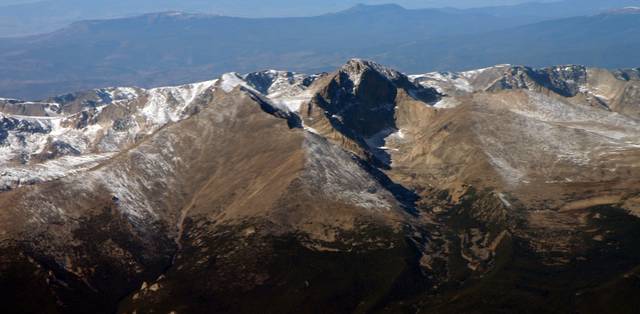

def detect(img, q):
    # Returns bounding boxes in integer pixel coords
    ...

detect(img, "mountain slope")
[1,60,640,313]
[0,65,418,313]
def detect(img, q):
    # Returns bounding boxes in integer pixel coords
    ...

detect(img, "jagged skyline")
[2,58,640,313]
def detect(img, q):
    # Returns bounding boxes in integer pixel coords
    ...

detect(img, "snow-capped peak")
[341,59,404,85]
[216,70,318,113]
[243,70,318,112]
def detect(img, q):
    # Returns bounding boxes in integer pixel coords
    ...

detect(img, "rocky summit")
[1,59,640,313]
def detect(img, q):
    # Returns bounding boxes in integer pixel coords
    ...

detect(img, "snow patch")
[434,97,461,109]
[219,73,254,93]
[0,153,115,189]
[304,133,393,210]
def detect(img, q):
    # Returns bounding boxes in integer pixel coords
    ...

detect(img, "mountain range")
[0,0,582,37]
[465,0,640,18]
[1,59,640,313]
[1,3,640,100]
[375,7,640,72]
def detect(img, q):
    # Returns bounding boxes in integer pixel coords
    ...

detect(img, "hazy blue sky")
[1,0,38,4]
[0,0,555,9]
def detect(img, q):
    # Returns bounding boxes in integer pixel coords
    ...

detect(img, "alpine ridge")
[1,60,640,313]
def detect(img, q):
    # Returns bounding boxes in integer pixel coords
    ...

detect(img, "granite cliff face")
[1,60,640,313]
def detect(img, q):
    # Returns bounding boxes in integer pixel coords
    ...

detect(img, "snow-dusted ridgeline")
[0,79,218,190]
[0,69,320,191]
